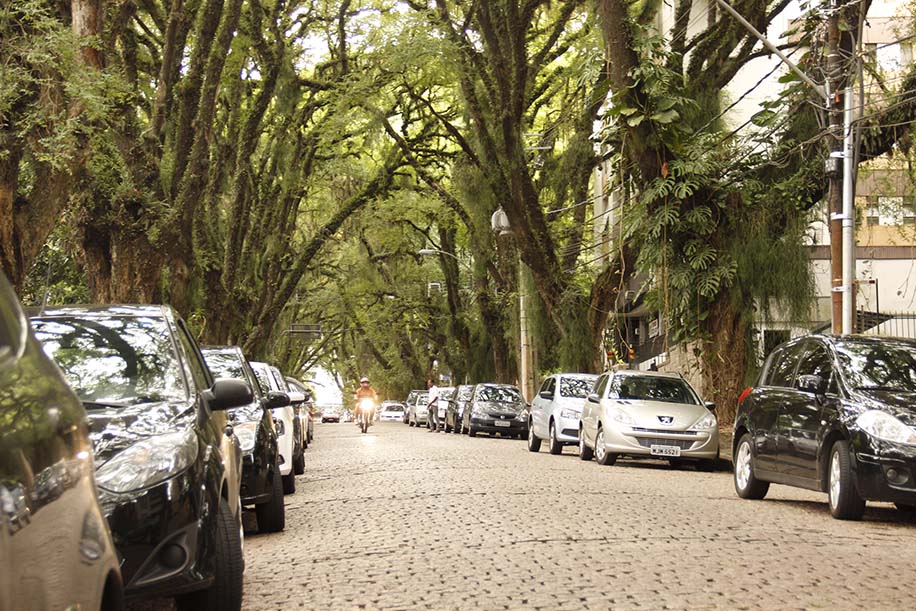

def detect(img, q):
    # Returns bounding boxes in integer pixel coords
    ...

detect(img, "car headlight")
[95,430,198,493]
[234,421,259,453]
[515,411,527,421]
[472,405,488,416]
[560,409,580,419]
[857,410,916,445]
[691,412,717,431]
[613,408,635,425]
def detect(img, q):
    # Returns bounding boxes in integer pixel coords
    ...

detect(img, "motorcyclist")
[354,377,378,425]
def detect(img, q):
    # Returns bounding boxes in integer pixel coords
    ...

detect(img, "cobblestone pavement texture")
[130,421,916,611]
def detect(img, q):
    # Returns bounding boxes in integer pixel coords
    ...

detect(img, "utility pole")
[826,6,846,333]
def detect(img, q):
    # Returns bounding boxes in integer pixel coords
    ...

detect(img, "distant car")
[446,384,474,434]
[265,365,307,473]
[380,401,405,421]
[31,304,250,609]
[429,386,455,431]
[286,377,315,444]
[0,272,124,611]
[322,409,340,423]
[250,362,296,494]
[462,384,527,438]
[202,346,286,533]
[528,373,598,454]
[579,370,718,470]
[734,334,916,520]
[403,390,423,423]
[407,392,429,427]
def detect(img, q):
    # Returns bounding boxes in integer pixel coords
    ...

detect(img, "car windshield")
[415,393,428,405]
[203,350,245,380]
[32,315,187,407]
[251,366,275,394]
[440,388,455,400]
[559,376,597,398]
[457,385,473,400]
[836,338,916,392]
[384,405,403,412]
[610,376,699,405]
[477,386,521,403]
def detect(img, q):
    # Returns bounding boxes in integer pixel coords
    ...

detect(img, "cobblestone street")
[131,421,916,611]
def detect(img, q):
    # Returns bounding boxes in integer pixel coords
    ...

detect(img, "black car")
[202,346,286,533]
[31,305,251,609]
[0,274,124,611]
[446,384,474,434]
[735,334,916,520]
[462,383,527,438]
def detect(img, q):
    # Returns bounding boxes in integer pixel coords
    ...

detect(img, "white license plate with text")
[494,420,511,427]
[650,445,681,457]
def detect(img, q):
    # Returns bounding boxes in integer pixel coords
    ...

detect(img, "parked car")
[579,370,718,470]
[286,376,315,444]
[321,408,340,423]
[202,346,286,533]
[446,384,474,434]
[734,334,916,520]
[462,384,527,438]
[528,373,598,454]
[380,401,405,421]
[403,390,423,423]
[263,366,308,469]
[31,305,250,610]
[429,386,455,431]
[249,362,296,494]
[407,392,429,427]
[0,273,124,611]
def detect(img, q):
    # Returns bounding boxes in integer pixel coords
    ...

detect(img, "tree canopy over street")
[4,0,916,421]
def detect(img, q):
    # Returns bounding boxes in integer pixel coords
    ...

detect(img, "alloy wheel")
[595,430,606,462]
[735,441,752,491]
[829,450,841,509]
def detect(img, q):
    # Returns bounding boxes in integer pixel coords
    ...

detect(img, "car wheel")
[468,424,477,437]
[175,498,243,611]
[733,434,769,500]
[548,421,563,455]
[895,503,916,513]
[282,472,296,494]
[293,447,305,475]
[595,428,617,466]
[828,440,865,520]
[578,430,593,461]
[255,472,286,533]
[527,422,541,452]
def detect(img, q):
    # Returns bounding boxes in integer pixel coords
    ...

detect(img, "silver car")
[408,392,429,427]
[528,373,598,454]
[578,370,719,469]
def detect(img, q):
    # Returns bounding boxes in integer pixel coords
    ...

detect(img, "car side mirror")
[539,390,552,400]
[587,393,600,404]
[265,391,291,409]
[205,378,253,411]
[704,401,716,412]
[797,374,827,396]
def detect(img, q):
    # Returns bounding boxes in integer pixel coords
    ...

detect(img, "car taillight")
[737,387,753,407]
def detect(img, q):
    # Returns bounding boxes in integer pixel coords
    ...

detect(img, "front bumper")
[852,436,916,503]
[554,414,581,442]
[470,416,526,434]
[601,424,719,459]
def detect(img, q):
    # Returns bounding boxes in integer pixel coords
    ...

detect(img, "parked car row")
[0,272,318,610]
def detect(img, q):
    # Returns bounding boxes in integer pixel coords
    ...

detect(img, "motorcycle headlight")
[560,409,580,419]
[857,410,916,446]
[613,408,635,425]
[95,430,198,493]
[234,421,259,453]
[691,412,717,431]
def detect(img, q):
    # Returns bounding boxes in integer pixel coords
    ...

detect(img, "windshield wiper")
[856,385,916,393]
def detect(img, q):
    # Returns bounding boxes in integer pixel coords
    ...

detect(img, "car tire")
[255,472,286,533]
[527,422,541,452]
[594,428,617,466]
[828,440,865,520]
[548,421,563,455]
[282,472,296,494]
[733,434,769,500]
[468,425,477,438]
[293,447,305,475]
[578,431,593,461]
[175,498,243,611]
[895,503,916,513]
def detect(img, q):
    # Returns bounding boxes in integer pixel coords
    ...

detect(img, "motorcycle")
[356,398,375,434]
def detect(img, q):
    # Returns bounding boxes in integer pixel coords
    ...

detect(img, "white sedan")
[527,373,597,454]
[379,402,405,421]
[578,370,719,470]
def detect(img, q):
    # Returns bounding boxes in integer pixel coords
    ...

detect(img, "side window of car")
[594,374,609,398]
[538,378,551,396]
[767,343,804,388]
[796,342,832,381]
[175,320,212,391]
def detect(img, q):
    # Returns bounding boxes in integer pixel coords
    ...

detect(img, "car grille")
[487,412,517,419]
[635,437,696,450]
[631,427,698,435]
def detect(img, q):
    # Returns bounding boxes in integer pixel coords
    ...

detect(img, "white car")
[380,401,405,421]
[578,370,719,470]
[408,392,429,427]
[429,387,455,430]
[250,361,298,494]
[527,373,598,454]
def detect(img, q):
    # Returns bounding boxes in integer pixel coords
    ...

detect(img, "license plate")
[494,420,511,427]
[650,445,681,457]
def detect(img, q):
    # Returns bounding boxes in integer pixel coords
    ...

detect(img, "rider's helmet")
[360,377,369,384]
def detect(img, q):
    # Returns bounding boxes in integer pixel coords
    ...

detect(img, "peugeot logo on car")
[657,415,674,425]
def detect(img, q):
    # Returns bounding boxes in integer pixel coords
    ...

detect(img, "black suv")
[30,305,251,609]
[735,334,916,520]
[0,273,124,611]
[202,346,286,533]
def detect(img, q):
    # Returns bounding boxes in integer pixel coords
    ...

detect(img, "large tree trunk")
[701,298,749,425]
